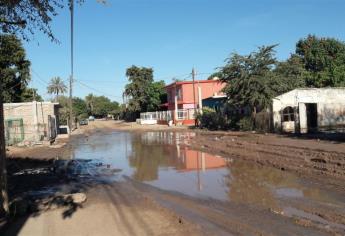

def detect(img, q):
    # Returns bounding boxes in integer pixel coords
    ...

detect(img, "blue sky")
[24,0,345,102]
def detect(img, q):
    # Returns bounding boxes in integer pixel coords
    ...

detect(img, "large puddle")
[67,131,345,212]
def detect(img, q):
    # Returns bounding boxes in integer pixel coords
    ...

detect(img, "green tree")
[85,93,95,115]
[296,35,345,87]
[57,96,89,124]
[0,34,30,103]
[124,66,154,114]
[124,66,166,118]
[47,77,67,101]
[207,71,223,80]
[0,0,106,41]
[72,97,88,120]
[272,54,307,94]
[220,45,278,128]
[92,96,119,117]
[57,96,70,125]
[146,81,167,112]
[0,34,30,215]
[21,87,44,102]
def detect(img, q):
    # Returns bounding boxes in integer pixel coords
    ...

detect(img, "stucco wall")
[4,102,59,142]
[166,81,225,110]
[272,88,345,133]
[181,82,225,104]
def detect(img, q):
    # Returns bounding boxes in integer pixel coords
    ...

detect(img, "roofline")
[4,101,59,106]
[273,87,345,100]
[293,87,345,90]
[165,79,224,89]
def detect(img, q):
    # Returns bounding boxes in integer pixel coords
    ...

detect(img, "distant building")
[272,88,345,133]
[139,79,226,125]
[4,101,60,145]
[163,79,226,111]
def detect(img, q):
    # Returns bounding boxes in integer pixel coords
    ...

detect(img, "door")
[306,103,318,133]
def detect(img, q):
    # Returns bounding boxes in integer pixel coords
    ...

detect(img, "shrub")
[197,108,229,130]
[237,116,253,131]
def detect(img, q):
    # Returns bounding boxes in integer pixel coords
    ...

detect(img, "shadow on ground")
[0,157,100,235]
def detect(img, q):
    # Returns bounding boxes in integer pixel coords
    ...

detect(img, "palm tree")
[47,77,67,101]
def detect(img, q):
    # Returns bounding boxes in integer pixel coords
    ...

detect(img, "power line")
[31,69,49,85]
[74,79,122,99]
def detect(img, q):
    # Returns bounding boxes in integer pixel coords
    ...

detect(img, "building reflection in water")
[176,147,227,191]
[128,131,228,198]
[69,130,342,209]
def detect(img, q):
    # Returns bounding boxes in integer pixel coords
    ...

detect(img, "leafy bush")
[237,117,253,131]
[197,108,230,130]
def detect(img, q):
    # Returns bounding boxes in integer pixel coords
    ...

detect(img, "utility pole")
[69,0,74,133]
[192,68,197,126]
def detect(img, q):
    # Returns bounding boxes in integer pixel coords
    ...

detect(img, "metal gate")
[5,118,24,146]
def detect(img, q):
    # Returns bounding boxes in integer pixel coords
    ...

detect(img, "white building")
[272,88,345,133]
[4,101,60,145]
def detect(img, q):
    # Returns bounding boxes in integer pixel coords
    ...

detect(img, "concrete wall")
[272,88,345,133]
[4,101,59,142]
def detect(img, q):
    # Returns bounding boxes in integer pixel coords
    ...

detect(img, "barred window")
[282,106,294,122]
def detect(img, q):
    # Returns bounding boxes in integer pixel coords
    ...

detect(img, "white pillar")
[32,101,40,141]
[299,103,307,133]
[174,94,178,123]
[198,86,203,114]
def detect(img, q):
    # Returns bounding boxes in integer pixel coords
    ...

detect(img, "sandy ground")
[4,182,200,236]
[3,120,345,235]
[4,121,200,236]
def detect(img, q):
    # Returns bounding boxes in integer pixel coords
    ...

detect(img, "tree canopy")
[296,35,345,87]
[0,34,30,102]
[47,77,67,101]
[124,65,166,117]
[91,95,119,117]
[57,94,119,124]
[20,87,43,102]
[220,45,278,118]
[0,0,106,41]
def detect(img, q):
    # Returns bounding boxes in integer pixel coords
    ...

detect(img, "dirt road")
[3,120,345,235]
[4,182,200,236]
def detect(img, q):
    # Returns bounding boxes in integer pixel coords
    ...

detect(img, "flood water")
[68,131,345,213]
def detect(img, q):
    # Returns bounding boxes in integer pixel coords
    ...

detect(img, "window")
[282,106,295,122]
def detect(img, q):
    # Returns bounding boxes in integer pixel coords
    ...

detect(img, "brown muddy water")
[66,131,345,232]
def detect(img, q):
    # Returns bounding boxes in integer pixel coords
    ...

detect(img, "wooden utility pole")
[69,0,74,133]
[192,68,197,126]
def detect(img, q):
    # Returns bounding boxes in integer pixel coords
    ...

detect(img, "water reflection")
[227,161,295,209]
[70,131,343,208]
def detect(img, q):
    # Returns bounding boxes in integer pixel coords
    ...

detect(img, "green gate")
[5,118,24,145]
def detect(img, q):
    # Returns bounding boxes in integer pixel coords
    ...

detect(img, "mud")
[3,120,345,235]
[186,131,345,192]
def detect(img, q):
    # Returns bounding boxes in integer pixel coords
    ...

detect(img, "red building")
[163,79,226,110]
[139,79,226,125]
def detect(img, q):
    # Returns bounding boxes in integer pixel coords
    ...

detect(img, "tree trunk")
[0,82,9,217]
[252,106,257,130]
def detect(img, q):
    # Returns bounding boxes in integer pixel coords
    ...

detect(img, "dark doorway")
[306,103,318,133]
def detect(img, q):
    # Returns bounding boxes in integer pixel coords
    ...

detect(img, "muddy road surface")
[4,121,345,235]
